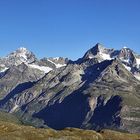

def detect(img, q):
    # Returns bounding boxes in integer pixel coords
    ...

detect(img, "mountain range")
[0,43,140,133]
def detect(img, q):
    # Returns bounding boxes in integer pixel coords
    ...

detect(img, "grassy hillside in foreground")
[0,111,21,124]
[0,121,140,140]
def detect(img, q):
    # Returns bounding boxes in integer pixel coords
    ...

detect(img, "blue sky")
[0,0,140,60]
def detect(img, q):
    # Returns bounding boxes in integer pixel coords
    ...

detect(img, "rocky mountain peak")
[8,47,35,60]
[15,47,31,57]
[92,43,106,51]
[85,43,104,57]
[82,43,113,62]
[118,47,136,66]
[119,47,134,58]
[9,47,29,55]
[2,47,37,66]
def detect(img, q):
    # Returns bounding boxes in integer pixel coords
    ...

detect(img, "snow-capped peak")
[90,43,105,54]
[8,47,30,57]
[118,47,135,65]
[15,47,30,56]
[3,47,37,66]
[83,43,113,61]
[14,47,29,61]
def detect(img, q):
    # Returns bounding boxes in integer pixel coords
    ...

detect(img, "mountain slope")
[0,120,139,140]
[0,44,140,133]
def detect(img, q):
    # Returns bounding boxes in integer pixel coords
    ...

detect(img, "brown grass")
[0,121,139,140]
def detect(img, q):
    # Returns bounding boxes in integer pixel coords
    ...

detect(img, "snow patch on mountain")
[0,67,9,73]
[123,46,128,49]
[29,64,52,73]
[136,58,140,67]
[99,52,112,60]
[134,74,140,81]
[87,52,112,60]
[123,64,131,71]
[88,56,94,59]
[121,58,130,63]
[17,48,28,61]
[47,59,66,68]
[10,104,19,113]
